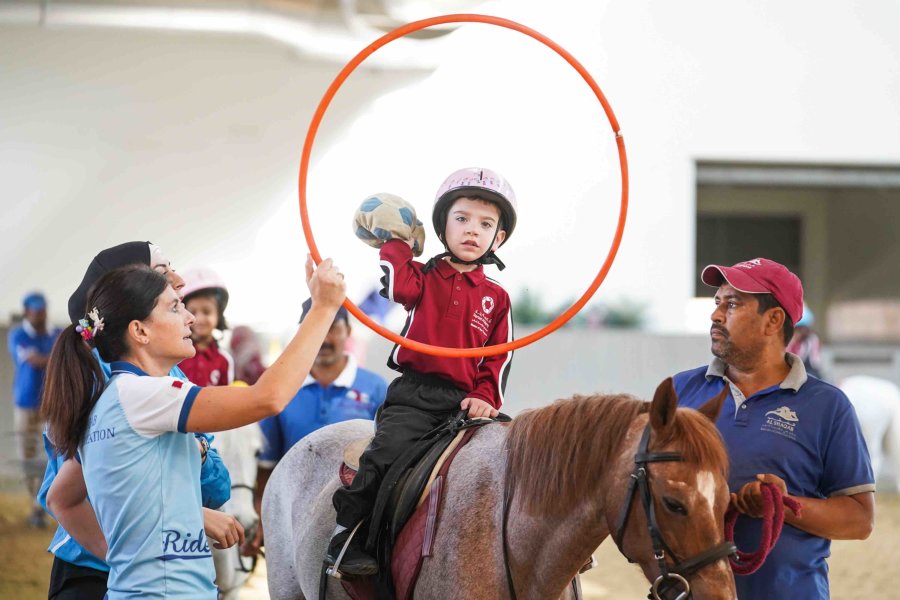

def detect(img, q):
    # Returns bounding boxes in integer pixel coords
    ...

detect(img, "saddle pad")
[392,428,476,600]
[338,430,466,497]
[415,429,466,509]
[340,428,477,600]
[341,580,375,600]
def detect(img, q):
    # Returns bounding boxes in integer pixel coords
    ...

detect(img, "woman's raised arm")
[185,256,345,432]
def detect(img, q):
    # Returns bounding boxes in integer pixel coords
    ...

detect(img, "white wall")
[363,326,714,414]
[0,26,428,328]
[2,0,899,333]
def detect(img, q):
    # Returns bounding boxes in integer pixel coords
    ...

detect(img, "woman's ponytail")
[41,264,167,458]
[41,325,104,459]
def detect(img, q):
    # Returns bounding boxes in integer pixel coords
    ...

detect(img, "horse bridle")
[612,423,736,600]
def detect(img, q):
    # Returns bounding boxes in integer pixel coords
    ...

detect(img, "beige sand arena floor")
[3,491,897,599]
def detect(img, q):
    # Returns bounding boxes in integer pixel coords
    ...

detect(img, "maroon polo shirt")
[379,240,513,408]
[179,339,234,387]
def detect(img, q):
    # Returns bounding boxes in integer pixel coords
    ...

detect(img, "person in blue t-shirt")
[673,258,874,600]
[41,257,345,599]
[242,298,388,557]
[8,291,60,528]
[39,241,233,600]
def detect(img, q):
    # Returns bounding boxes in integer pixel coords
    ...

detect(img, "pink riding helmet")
[433,167,518,247]
[181,267,229,330]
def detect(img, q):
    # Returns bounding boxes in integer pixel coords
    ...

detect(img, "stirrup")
[325,521,364,580]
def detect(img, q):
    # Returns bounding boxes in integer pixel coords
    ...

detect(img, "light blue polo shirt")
[79,361,216,599]
[673,353,875,600]
[38,353,230,573]
[258,354,387,468]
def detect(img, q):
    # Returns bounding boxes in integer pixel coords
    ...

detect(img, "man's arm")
[241,465,273,556]
[732,474,874,540]
[242,414,281,556]
[25,353,50,368]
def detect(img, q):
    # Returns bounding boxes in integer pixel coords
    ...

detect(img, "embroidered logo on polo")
[761,406,799,440]
[157,529,212,561]
[765,406,798,422]
[735,259,762,270]
[470,299,495,337]
[346,389,371,404]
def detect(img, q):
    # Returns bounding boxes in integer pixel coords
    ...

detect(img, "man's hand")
[241,521,264,557]
[460,397,498,419]
[203,508,245,550]
[25,352,49,369]
[731,473,791,518]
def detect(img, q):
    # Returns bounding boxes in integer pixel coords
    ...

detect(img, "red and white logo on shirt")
[482,296,495,314]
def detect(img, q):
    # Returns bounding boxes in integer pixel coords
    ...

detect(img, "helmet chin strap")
[422,228,506,273]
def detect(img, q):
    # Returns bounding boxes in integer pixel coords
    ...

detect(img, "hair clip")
[76,307,105,342]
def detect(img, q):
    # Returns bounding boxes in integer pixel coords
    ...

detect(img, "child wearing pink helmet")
[178,267,234,387]
[330,167,517,575]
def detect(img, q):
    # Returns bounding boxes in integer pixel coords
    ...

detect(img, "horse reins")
[229,483,259,574]
[724,482,801,575]
[611,423,737,600]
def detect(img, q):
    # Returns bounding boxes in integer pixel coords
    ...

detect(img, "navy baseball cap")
[22,292,46,311]
[299,298,349,324]
[68,241,152,325]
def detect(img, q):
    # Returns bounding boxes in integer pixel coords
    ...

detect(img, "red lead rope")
[724,482,803,575]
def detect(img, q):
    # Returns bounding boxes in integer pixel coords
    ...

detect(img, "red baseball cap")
[701,258,804,325]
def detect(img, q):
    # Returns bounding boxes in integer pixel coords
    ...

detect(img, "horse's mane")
[505,394,728,516]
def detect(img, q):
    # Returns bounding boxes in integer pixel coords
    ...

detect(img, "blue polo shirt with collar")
[7,320,60,409]
[673,353,874,600]
[258,354,387,468]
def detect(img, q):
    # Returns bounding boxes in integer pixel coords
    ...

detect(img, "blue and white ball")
[353,193,426,256]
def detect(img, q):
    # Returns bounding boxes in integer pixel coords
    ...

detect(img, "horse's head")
[606,379,736,600]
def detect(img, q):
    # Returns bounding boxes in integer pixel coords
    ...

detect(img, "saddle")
[338,411,509,600]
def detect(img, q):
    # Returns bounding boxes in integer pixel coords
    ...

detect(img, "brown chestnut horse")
[262,379,736,599]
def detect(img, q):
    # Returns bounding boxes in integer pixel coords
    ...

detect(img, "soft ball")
[353,193,426,256]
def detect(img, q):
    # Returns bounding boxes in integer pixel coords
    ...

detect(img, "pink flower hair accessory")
[76,307,105,342]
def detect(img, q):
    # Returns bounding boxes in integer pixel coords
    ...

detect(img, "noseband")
[612,424,736,600]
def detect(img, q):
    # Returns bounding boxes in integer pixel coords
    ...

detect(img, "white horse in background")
[840,375,900,492]
[212,423,264,599]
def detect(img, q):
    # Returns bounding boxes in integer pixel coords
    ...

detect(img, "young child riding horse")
[330,167,518,575]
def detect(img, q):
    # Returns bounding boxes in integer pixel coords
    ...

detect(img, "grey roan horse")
[263,380,737,599]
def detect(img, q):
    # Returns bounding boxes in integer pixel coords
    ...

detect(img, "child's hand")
[460,397,499,419]
[353,193,426,256]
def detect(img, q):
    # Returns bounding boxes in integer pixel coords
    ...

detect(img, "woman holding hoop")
[42,256,344,599]
[40,241,234,600]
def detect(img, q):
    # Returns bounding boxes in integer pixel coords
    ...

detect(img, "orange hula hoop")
[299,13,629,358]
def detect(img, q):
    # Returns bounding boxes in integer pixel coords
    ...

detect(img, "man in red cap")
[672,258,875,599]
